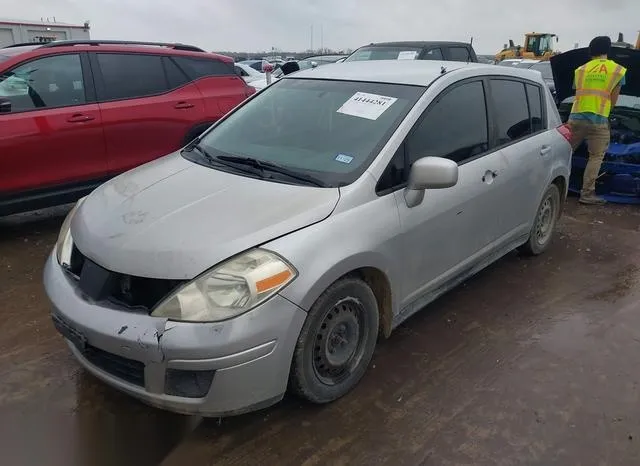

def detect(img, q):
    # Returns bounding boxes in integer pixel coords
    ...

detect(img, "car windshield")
[190,78,425,187]
[345,46,423,62]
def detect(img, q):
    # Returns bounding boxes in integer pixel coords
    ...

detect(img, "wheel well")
[552,175,567,216]
[348,267,393,339]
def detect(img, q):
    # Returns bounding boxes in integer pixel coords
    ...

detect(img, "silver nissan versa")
[44,60,571,417]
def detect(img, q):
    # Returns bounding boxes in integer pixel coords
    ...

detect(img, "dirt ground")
[1,198,640,466]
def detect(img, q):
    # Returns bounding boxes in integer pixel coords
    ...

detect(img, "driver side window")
[406,80,489,165]
[0,54,86,113]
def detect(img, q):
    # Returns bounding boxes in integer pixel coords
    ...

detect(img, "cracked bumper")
[43,252,307,417]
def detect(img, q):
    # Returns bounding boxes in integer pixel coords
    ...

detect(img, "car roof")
[286,60,543,87]
[360,41,472,49]
[0,40,233,62]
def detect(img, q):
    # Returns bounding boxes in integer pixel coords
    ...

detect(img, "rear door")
[91,52,206,175]
[0,52,107,197]
[172,56,250,115]
[486,78,550,240]
[392,79,507,307]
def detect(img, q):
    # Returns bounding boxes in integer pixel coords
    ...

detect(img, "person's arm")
[610,74,625,107]
[611,84,622,107]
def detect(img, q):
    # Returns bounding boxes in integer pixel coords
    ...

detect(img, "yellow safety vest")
[571,58,627,118]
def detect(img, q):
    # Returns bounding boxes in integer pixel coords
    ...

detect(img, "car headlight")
[151,249,297,322]
[55,197,85,266]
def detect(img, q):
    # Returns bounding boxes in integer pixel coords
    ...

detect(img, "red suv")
[0,40,255,215]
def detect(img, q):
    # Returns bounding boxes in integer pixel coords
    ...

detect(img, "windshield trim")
[189,77,427,187]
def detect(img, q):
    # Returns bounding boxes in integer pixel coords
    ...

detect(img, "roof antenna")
[440,65,447,74]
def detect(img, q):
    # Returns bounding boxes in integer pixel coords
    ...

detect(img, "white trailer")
[0,18,90,48]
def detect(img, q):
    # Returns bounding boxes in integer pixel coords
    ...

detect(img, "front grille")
[83,344,146,387]
[68,246,186,312]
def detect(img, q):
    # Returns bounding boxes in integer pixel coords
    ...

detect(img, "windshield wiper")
[215,155,326,187]
[183,143,263,174]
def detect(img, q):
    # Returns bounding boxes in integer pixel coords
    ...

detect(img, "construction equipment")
[495,32,559,62]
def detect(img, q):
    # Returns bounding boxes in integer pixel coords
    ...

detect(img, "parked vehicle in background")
[512,59,555,99]
[552,46,640,204]
[250,54,347,91]
[495,33,559,63]
[45,59,570,418]
[238,59,269,72]
[234,62,264,83]
[0,40,254,216]
[344,41,478,63]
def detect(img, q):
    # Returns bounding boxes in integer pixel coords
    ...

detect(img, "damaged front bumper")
[43,252,307,417]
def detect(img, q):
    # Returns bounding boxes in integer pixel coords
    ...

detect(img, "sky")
[1,0,639,54]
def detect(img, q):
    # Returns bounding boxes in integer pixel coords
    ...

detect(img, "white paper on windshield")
[337,92,398,121]
[397,51,418,60]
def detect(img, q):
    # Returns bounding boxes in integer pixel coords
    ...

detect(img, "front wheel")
[289,277,379,404]
[519,183,561,256]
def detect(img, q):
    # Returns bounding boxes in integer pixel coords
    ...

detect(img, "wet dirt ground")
[1,198,640,466]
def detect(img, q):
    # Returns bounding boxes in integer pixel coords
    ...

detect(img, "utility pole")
[321,25,324,53]
[310,25,314,52]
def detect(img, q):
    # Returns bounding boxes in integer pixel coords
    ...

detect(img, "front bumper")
[43,252,307,417]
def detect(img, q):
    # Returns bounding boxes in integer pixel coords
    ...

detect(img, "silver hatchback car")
[44,60,571,417]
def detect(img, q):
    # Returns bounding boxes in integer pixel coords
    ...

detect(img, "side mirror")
[0,99,11,113]
[310,61,318,68]
[404,156,458,208]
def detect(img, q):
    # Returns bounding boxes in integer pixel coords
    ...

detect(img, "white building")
[0,18,90,48]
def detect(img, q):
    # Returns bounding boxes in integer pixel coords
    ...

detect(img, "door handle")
[174,102,194,109]
[67,114,95,123]
[540,145,552,156]
[481,170,498,183]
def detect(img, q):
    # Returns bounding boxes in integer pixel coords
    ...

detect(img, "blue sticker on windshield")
[335,154,354,164]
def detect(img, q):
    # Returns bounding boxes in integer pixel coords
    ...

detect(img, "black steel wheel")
[289,277,379,404]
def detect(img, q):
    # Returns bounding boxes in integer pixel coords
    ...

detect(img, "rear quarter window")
[173,56,236,80]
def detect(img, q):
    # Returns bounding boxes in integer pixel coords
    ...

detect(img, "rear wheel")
[289,277,379,404]
[519,183,561,256]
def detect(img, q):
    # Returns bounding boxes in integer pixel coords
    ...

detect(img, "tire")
[289,277,379,404]
[519,183,561,256]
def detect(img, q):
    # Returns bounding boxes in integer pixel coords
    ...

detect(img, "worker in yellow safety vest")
[569,36,626,205]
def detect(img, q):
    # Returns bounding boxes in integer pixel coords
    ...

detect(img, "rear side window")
[448,47,471,62]
[490,79,533,144]
[407,80,489,164]
[526,84,545,132]
[96,53,168,100]
[423,48,444,60]
[162,57,189,89]
[172,57,235,80]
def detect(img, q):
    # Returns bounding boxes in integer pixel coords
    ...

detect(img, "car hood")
[71,153,340,279]
[551,47,640,103]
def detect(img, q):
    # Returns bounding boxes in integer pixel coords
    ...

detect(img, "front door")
[0,52,107,197]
